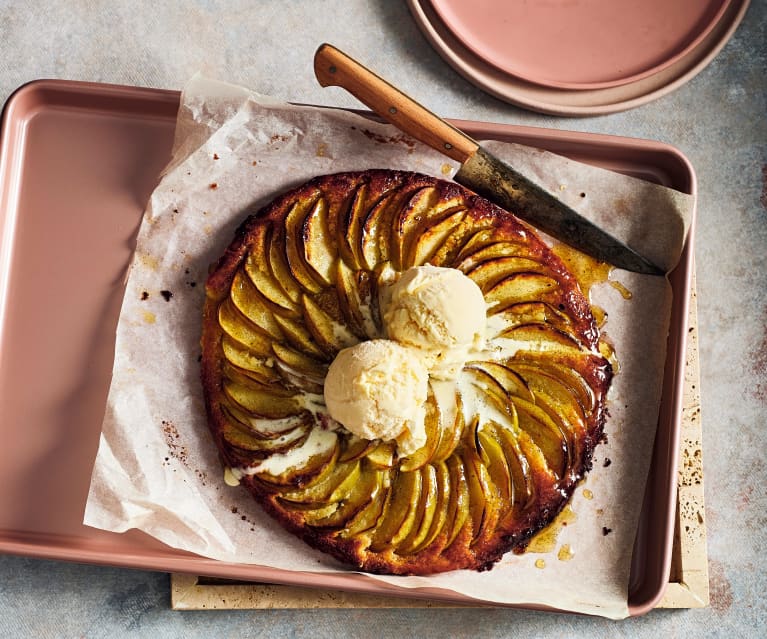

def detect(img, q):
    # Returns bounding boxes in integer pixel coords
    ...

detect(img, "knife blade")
[313,43,664,276]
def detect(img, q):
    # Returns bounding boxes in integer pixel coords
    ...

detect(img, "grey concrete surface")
[1,1,765,637]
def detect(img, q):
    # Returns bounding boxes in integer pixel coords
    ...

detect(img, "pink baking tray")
[0,80,695,616]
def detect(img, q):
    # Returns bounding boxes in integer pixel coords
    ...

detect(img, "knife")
[313,43,664,276]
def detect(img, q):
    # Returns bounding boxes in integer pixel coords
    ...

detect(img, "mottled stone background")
[1,1,765,637]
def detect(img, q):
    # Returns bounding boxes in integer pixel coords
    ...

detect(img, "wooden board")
[170,280,709,610]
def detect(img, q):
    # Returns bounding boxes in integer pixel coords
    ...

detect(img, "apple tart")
[201,170,612,574]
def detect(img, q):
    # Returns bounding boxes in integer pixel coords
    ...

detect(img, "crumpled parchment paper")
[84,76,694,618]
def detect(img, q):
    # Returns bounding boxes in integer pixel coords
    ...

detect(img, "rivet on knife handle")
[314,43,479,164]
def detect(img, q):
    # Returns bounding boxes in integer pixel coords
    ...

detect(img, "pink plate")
[430,0,731,90]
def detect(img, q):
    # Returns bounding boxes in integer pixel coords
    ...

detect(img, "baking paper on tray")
[84,76,693,618]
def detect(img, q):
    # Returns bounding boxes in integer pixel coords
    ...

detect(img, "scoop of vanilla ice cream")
[382,265,486,379]
[323,340,429,455]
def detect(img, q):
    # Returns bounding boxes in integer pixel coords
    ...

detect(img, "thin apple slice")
[300,196,337,287]
[265,225,303,305]
[366,441,396,469]
[454,240,532,271]
[512,365,587,430]
[279,459,360,505]
[218,299,274,357]
[221,399,307,439]
[224,380,301,419]
[396,463,439,554]
[285,197,326,294]
[513,357,597,414]
[425,216,484,268]
[341,469,388,537]
[271,341,328,380]
[410,209,466,267]
[222,336,280,384]
[272,314,328,361]
[303,465,380,530]
[465,362,534,403]
[334,259,368,338]
[302,293,358,357]
[431,391,465,463]
[243,227,301,314]
[462,444,501,546]
[477,423,513,515]
[500,324,584,352]
[221,417,309,453]
[392,186,438,271]
[254,430,340,490]
[485,273,561,313]
[338,435,378,463]
[454,227,502,263]
[360,191,399,270]
[514,397,569,480]
[399,394,440,472]
[406,460,449,554]
[230,271,284,340]
[369,468,422,550]
[494,422,535,512]
[443,455,470,549]
[463,257,546,292]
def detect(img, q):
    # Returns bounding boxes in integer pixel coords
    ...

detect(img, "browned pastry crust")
[201,170,612,575]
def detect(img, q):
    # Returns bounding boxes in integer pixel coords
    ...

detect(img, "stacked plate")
[407,0,750,115]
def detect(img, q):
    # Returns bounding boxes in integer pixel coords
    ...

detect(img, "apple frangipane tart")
[201,170,612,574]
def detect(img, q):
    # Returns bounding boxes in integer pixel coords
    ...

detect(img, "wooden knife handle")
[314,43,479,164]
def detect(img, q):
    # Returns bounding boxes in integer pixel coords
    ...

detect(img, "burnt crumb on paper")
[602,527,612,536]
[360,128,417,152]
[603,458,612,467]
[162,420,188,466]
[213,153,219,160]
[140,291,149,301]
[160,290,173,302]
[209,182,218,190]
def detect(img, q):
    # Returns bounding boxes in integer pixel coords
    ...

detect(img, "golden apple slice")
[466,362,534,403]
[255,431,340,490]
[513,357,597,414]
[265,226,303,305]
[341,469,388,537]
[498,324,583,352]
[224,380,302,419]
[464,257,547,293]
[477,424,513,513]
[221,417,309,453]
[303,465,380,529]
[337,183,368,271]
[392,186,438,271]
[514,397,568,479]
[494,422,535,511]
[360,191,399,270]
[243,226,301,314]
[431,392,465,463]
[285,197,327,294]
[369,468,422,550]
[230,271,284,340]
[366,441,396,469]
[338,435,378,463]
[279,459,360,505]
[485,273,561,313]
[396,463,439,554]
[399,395,440,472]
[407,460,449,554]
[454,227,502,263]
[218,299,273,357]
[425,216,483,268]
[410,210,466,267]
[300,196,337,287]
[271,341,329,380]
[462,444,499,545]
[302,293,358,356]
[221,400,307,439]
[334,258,368,338]
[272,314,328,361]
[222,336,280,384]
[443,455,470,548]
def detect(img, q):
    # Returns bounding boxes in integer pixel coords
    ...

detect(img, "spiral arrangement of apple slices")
[201,170,612,574]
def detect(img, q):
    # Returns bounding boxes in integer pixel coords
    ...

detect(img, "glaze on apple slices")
[201,170,611,574]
